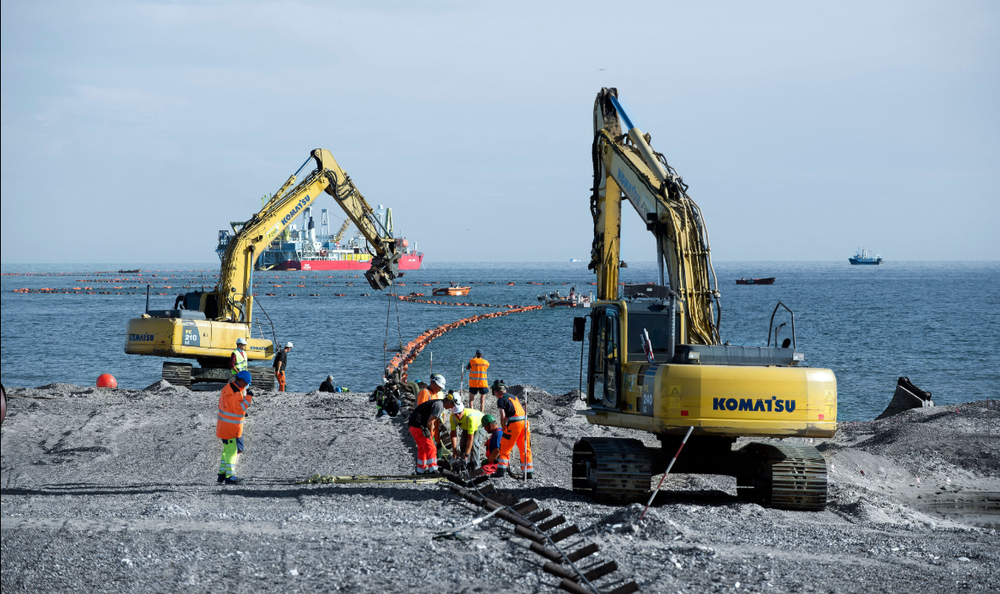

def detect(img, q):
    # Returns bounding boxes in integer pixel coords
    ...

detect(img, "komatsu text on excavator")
[124,149,402,389]
[571,89,837,510]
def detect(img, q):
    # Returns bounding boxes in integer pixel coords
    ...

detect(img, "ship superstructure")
[217,205,423,271]
[849,248,884,265]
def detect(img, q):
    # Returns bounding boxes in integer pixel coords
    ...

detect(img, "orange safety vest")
[216,381,252,439]
[416,388,443,406]
[468,357,490,388]
[498,392,526,423]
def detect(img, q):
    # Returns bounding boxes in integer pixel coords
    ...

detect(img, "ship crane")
[332,218,352,244]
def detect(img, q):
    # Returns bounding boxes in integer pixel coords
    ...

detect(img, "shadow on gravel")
[498,484,740,508]
[231,484,452,503]
[2,484,181,497]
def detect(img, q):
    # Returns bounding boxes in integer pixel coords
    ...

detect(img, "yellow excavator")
[124,149,402,389]
[571,89,837,510]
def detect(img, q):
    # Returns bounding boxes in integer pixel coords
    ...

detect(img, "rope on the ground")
[297,473,448,485]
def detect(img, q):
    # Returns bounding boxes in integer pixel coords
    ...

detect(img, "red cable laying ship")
[217,205,423,272]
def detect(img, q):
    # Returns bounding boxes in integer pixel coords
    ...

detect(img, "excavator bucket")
[876,376,934,420]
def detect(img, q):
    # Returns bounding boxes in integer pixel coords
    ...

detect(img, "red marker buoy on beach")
[96,374,118,388]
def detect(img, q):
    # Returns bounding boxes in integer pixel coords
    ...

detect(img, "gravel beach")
[2,383,997,593]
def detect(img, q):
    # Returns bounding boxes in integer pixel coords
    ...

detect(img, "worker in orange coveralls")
[273,341,292,392]
[216,370,253,485]
[407,398,446,474]
[490,380,533,479]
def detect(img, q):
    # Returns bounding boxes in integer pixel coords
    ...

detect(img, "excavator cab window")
[588,306,621,408]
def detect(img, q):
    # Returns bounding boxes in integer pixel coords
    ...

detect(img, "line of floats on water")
[384,304,543,383]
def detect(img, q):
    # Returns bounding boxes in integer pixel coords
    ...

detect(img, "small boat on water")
[538,288,591,308]
[849,248,884,265]
[432,284,471,297]
[736,277,775,285]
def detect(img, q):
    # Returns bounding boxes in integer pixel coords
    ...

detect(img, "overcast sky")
[2,1,997,264]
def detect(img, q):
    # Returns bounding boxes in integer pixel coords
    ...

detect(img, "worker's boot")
[224,475,244,485]
[217,473,226,483]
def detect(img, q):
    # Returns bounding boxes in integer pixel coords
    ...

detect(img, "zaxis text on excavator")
[124,149,402,390]
[571,89,837,510]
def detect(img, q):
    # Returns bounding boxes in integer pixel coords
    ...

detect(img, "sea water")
[2,261,997,422]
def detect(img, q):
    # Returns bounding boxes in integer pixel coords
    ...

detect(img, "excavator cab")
[588,304,621,409]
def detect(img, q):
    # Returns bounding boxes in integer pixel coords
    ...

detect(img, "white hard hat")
[430,373,446,389]
[285,342,293,348]
[236,337,247,345]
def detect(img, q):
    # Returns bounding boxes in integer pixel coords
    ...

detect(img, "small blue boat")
[849,248,883,265]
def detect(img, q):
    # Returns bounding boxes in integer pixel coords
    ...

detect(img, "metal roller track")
[442,470,640,594]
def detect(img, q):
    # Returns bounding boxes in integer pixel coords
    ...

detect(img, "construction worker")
[465,350,490,411]
[273,341,292,392]
[319,375,335,392]
[477,414,503,477]
[407,397,446,474]
[491,379,533,479]
[216,370,254,485]
[443,394,486,470]
[416,373,446,406]
[230,337,248,376]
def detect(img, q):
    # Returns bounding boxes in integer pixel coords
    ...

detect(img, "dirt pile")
[2,384,997,593]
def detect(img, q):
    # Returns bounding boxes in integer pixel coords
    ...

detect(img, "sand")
[1,382,997,593]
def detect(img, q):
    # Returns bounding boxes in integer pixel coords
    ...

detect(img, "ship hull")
[273,253,423,271]
[848,258,883,265]
[736,277,776,285]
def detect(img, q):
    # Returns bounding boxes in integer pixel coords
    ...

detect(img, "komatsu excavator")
[571,89,837,510]
[125,149,402,389]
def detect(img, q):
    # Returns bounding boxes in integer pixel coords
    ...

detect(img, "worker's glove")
[421,427,431,438]
[246,388,255,398]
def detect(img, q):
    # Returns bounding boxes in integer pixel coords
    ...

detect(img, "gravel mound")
[2,385,997,592]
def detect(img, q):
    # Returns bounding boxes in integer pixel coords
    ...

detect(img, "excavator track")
[737,442,828,511]
[161,362,276,391]
[572,437,651,504]
[162,362,192,388]
[248,367,276,391]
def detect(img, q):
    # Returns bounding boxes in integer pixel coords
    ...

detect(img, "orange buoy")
[96,374,118,388]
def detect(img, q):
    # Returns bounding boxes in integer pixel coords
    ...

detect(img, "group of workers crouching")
[212,347,533,486]
[407,374,534,480]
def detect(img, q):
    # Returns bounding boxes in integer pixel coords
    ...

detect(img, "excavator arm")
[590,88,721,345]
[214,148,401,323]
